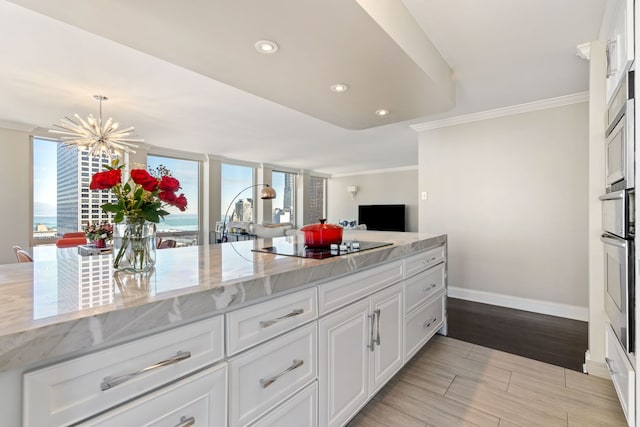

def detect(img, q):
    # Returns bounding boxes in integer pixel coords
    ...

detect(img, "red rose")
[130,169,158,192]
[89,169,121,190]
[159,175,180,192]
[158,190,176,203]
[174,193,188,211]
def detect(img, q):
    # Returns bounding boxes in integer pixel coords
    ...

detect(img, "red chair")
[55,237,87,248]
[62,232,86,238]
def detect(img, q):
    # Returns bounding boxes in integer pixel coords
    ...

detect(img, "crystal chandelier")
[50,95,143,158]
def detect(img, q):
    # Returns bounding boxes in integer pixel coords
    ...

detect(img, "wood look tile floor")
[347,335,627,427]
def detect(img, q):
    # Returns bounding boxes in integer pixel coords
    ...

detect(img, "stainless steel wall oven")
[605,72,634,192]
[601,68,635,354]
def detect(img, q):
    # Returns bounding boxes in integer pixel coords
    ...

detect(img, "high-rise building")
[232,198,254,222]
[56,146,115,236]
[305,176,326,225]
[283,173,293,211]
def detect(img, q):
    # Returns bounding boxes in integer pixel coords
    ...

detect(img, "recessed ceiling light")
[330,84,349,93]
[375,109,390,117]
[255,40,279,54]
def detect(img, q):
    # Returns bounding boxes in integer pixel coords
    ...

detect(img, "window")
[32,138,115,242]
[271,170,296,225]
[221,163,254,223]
[147,155,200,243]
[305,176,326,225]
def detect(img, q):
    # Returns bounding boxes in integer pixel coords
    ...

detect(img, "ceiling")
[0,0,605,175]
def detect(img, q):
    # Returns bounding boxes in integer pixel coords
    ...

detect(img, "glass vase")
[113,219,157,272]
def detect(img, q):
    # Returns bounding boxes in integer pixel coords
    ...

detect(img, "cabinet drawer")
[403,246,445,278]
[229,323,317,427]
[227,287,317,356]
[79,363,227,426]
[404,263,445,314]
[250,381,317,427]
[605,323,635,425]
[318,260,402,315]
[404,293,445,361]
[23,315,224,427]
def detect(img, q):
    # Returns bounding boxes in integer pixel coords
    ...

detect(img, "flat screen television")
[358,204,405,232]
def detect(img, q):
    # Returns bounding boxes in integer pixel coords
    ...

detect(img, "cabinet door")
[605,0,634,102]
[369,283,403,395]
[319,299,370,427]
[81,363,227,426]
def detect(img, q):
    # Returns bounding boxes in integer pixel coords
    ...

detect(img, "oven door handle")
[601,234,629,248]
[599,191,625,201]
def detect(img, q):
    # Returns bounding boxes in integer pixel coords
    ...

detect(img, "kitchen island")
[0,230,447,426]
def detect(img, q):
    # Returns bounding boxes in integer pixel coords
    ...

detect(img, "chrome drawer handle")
[421,256,438,264]
[605,357,618,375]
[259,308,304,328]
[260,359,304,388]
[175,416,195,427]
[374,309,381,346]
[368,312,376,351]
[423,317,438,329]
[423,284,437,292]
[101,350,191,391]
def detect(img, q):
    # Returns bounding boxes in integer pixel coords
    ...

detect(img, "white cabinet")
[605,323,635,426]
[250,382,317,427]
[23,315,224,427]
[319,283,403,427]
[79,363,227,426]
[226,287,318,356]
[229,322,317,426]
[605,0,634,103]
[404,292,446,361]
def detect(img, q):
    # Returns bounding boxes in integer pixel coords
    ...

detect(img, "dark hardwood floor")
[446,297,588,372]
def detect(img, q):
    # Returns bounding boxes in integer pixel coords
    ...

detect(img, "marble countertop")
[0,230,446,372]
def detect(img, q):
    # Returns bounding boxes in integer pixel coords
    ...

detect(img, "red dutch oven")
[300,219,343,248]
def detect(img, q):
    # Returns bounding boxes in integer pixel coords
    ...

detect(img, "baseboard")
[447,286,589,322]
[585,359,611,378]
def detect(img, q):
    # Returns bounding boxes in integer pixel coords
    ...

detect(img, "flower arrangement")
[89,160,187,223]
[89,160,188,271]
[84,222,114,241]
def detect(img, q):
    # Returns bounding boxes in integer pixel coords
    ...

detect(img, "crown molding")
[331,164,418,178]
[410,92,589,133]
[0,120,37,132]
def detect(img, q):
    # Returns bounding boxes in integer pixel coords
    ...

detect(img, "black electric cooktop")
[252,240,393,259]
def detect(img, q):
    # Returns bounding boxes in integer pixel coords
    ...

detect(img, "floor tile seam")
[371,399,431,427]
[508,372,626,411]
[444,385,566,427]
[449,376,571,424]
[504,381,625,422]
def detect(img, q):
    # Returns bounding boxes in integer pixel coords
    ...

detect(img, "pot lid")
[300,219,343,231]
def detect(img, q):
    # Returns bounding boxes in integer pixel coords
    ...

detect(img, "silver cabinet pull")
[175,416,195,427]
[423,317,438,329]
[368,312,376,351]
[101,350,191,391]
[259,308,304,328]
[260,359,304,388]
[423,284,437,292]
[374,309,381,346]
[605,357,618,375]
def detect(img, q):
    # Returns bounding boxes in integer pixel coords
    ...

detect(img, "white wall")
[418,102,589,316]
[0,128,32,264]
[328,168,418,231]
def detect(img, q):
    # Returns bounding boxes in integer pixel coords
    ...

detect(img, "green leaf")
[114,212,124,223]
[101,203,120,213]
[134,187,143,199]
[142,209,160,223]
